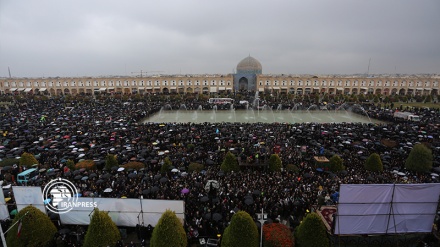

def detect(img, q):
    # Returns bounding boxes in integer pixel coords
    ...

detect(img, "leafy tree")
[221,226,231,247]
[295,212,329,247]
[160,157,173,173]
[364,153,383,172]
[268,154,282,172]
[329,154,345,172]
[226,211,259,247]
[188,162,204,172]
[6,205,57,247]
[220,151,240,173]
[150,210,187,247]
[105,154,118,170]
[64,159,74,170]
[19,152,38,168]
[187,143,195,152]
[83,208,121,247]
[405,144,433,173]
[263,223,294,247]
[286,164,299,173]
[123,161,144,170]
[74,160,96,170]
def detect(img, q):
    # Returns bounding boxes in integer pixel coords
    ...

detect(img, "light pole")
[256,208,267,247]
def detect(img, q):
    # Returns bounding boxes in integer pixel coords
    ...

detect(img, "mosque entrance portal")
[239,77,248,91]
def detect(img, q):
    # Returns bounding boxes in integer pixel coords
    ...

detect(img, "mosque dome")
[236,56,262,74]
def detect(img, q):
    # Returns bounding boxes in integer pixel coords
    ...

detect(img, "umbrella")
[159,177,168,183]
[142,189,151,195]
[244,198,254,205]
[104,188,113,193]
[117,167,125,172]
[102,173,111,179]
[151,186,159,193]
[171,168,179,172]
[200,196,209,202]
[303,173,312,178]
[74,175,82,180]
[128,173,137,178]
[397,172,406,176]
[181,188,190,194]
[96,179,104,184]
[205,180,219,192]
[252,190,261,196]
[81,176,88,181]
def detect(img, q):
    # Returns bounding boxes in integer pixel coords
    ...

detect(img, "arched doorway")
[239,77,248,91]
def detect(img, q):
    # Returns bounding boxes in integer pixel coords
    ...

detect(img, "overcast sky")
[1,0,439,77]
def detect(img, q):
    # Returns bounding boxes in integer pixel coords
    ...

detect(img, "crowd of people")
[0,93,439,245]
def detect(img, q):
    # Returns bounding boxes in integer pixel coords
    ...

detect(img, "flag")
[17,219,22,238]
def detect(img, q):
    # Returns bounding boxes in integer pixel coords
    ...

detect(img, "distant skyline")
[1,0,439,78]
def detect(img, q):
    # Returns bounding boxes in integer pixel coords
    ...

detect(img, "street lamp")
[256,208,268,247]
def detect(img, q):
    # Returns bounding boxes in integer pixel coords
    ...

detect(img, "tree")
[105,154,118,170]
[66,159,75,170]
[221,226,231,247]
[405,144,433,173]
[19,152,38,168]
[160,157,173,173]
[188,162,204,172]
[226,211,259,247]
[268,154,282,172]
[329,154,345,172]
[295,212,329,247]
[263,223,294,247]
[6,205,57,247]
[220,151,240,173]
[150,210,187,247]
[364,153,383,172]
[83,208,121,247]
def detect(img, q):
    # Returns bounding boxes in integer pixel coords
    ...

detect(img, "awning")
[99,88,106,91]
[170,87,177,90]
[218,87,226,91]
[424,88,432,90]
[416,88,423,90]
[258,88,264,92]
[138,87,145,90]
[107,87,115,90]
[146,87,153,90]
[337,87,343,91]
[313,87,320,90]
[226,87,232,91]
[9,88,17,92]
[281,87,287,90]
[272,87,280,90]
[17,88,25,91]
[153,87,160,89]
[39,88,47,92]
[24,88,32,92]
[210,87,217,93]
[360,87,368,90]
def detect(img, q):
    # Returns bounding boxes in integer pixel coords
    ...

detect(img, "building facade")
[0,56,438,96]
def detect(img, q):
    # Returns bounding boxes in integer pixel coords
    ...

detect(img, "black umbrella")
[151,186,159,193]
[159,177,168,183]
[200,196,209,202]
[252,190,261,196]
[102,173,112,179]
[244,198,254,205]
[74,175,82,180]
[89,173,97,178]
[96,179,104,184]
[142,189,151,195]
[73,170,81,175]
[128,173,138,178]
